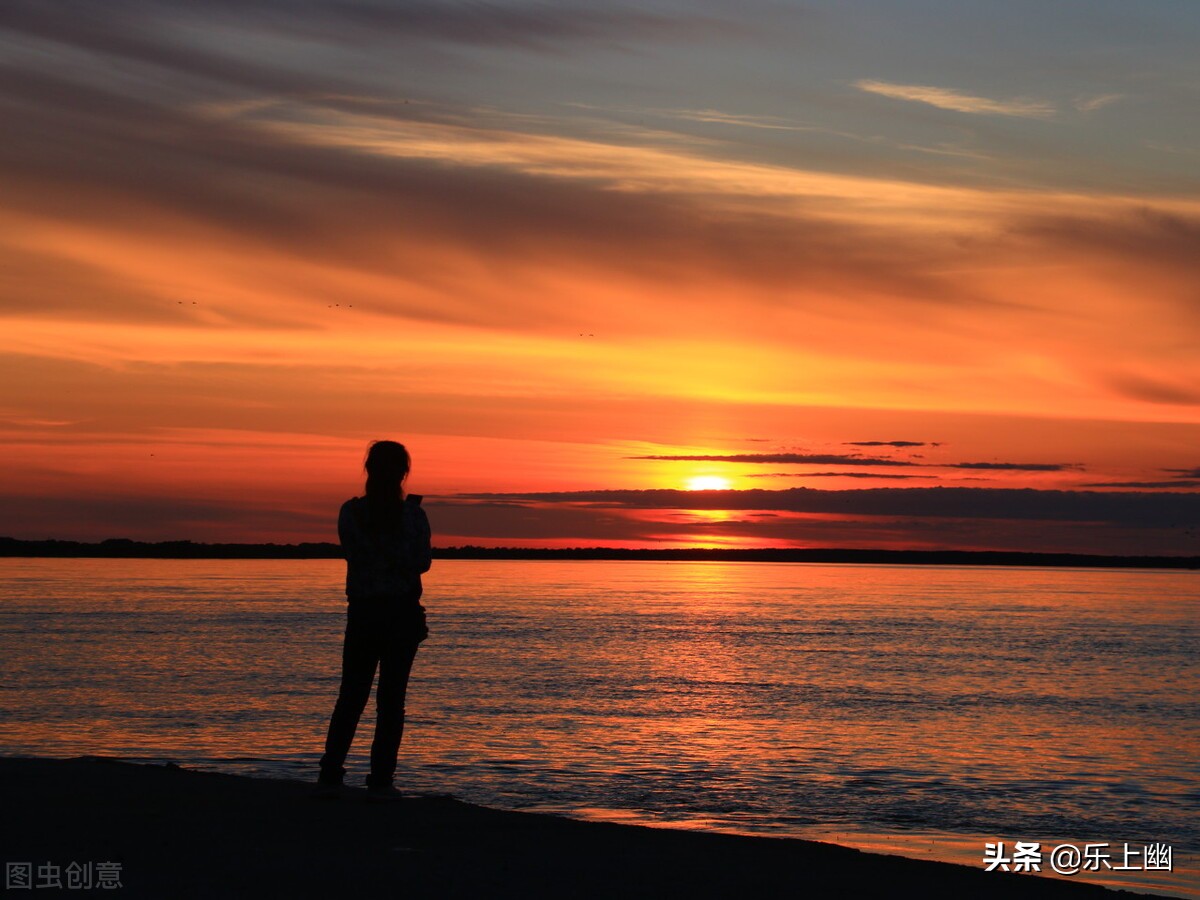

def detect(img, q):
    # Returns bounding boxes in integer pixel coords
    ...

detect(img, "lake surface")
[1,558,1196,896]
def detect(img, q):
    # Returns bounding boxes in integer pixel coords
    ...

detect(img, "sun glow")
[685,475,732,491]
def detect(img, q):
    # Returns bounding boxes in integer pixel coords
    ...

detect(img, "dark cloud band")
[449,486,1200,528]
[630,453,1079,472]
[843,440,930,447]
[630,453,917,466]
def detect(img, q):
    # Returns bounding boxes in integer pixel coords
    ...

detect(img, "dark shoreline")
[0,756,1155,899]
[1,537,1196,569]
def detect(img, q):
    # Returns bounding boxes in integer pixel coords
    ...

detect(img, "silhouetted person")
[318,440,431,799]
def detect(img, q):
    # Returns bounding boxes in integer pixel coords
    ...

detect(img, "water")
[1,558,1196,896]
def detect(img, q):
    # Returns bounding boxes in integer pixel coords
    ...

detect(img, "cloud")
[0,66,1023,336]
[0,493,331,543]
[1080,481,1200,490]
[298,2,733,48]
[843,440,930,447]
[1165,467,1200,479]
[1016,207,1200,282]
[1083,467,1200,490]
[1,1,1197,440]
[3,41,1197,350]
[0,5,338,100]
[629,454,1078,472]
[248,99,1002,220]
[0,1,731,59]
[427,498,654,543]
[454,487,1200,529]
[656,108,814,131]
[629,453,917,467]
[1074,93,1124,113]
[0,243,196,323]
[744,472,932,480]
[855,80,1055,118]
[1105,373,1200,407]
[948,462,1080,472]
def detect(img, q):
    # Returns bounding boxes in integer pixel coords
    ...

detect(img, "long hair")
[362,440,410,530]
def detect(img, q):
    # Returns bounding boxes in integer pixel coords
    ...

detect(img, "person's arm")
[338,500,365,562]
[404,496,433,574]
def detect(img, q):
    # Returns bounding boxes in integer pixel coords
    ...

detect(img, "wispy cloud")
[1145,140,1200,157]
[241,100,998,223]
[855,80,1055,118]
[0,0,735,54]
[1074,93,1124,113]
[561,102,820,134]
[657,108,815,132]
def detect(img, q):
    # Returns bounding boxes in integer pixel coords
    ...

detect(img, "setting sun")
[685,476,732,491]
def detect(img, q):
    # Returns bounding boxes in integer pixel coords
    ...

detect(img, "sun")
[685,475,732,491]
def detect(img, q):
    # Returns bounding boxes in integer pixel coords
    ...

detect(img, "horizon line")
[2,537,1196,569]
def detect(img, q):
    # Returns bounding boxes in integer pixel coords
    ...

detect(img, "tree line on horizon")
[0,536,1195,569]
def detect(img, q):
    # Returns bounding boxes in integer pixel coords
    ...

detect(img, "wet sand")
[0,757,1150,898]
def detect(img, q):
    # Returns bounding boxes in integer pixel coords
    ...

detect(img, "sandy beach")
[0,757,1154,899]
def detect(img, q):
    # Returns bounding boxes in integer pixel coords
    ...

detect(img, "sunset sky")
[2,1,1198,553]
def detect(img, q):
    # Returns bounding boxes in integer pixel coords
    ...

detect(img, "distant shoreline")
[1,537,1195,569]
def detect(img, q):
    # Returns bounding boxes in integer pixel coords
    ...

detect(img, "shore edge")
[0,756,1154,899]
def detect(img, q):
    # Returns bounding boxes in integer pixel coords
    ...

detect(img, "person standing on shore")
[318,440,431,799]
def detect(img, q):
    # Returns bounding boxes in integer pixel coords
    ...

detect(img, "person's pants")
[320,602,421,787]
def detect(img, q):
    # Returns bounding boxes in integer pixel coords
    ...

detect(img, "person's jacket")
[338,494,432,604]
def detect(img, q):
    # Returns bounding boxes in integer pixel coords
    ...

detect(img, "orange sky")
[1,1,1198,553]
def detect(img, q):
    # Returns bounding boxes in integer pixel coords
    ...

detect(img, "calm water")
[1,558,1196,896]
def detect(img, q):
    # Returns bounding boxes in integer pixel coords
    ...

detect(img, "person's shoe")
[312,767,345,800]
[365,783,404,802]
[312,782,341,800]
